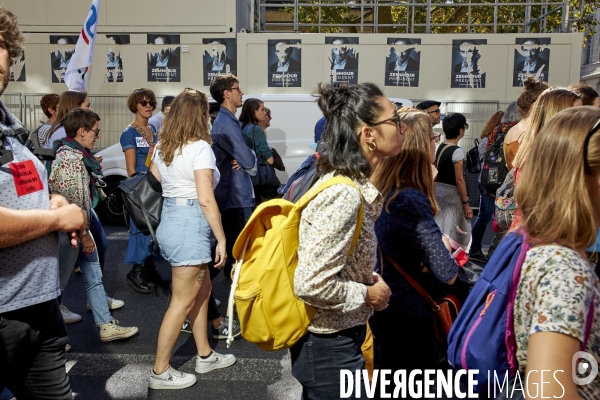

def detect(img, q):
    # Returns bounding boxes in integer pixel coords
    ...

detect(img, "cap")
[415,100,441,110]
[310,116,327,150]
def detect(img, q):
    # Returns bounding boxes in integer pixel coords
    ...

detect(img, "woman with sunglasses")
[370,109,458,383]
[291,83,401,399]
[510,106,600,399]
[434,112,472,251]
[120,88,164,293]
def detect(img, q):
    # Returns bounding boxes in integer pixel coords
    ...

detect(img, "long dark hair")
[239,98,263,129]
[316,82,385,182]
[44,90,88,145]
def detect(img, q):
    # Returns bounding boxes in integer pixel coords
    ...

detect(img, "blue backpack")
[446,232,529,395]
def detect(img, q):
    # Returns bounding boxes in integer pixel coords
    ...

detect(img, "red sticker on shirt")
[9,160,44,196]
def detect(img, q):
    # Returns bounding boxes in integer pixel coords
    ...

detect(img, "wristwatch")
[462,199,470,205]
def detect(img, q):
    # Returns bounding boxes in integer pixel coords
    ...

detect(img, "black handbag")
[116,159,163,256]
[249,128,280,188]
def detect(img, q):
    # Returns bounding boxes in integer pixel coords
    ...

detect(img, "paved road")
[60,226,302,400]
[2,215,494,400]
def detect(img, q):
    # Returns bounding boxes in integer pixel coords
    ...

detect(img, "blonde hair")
[516,106,600,250]
[157,90,211,166]
[373,109,439,215]
[512,87,581,169]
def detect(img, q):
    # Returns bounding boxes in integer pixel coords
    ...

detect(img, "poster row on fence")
[24,35,551,88]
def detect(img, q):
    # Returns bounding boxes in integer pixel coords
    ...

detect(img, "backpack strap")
[435,144,452,170]
[296,176,364,255]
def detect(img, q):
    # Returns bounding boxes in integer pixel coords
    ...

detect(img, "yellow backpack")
[226,176,364,351]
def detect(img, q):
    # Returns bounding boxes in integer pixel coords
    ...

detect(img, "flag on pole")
[64,0,100,90]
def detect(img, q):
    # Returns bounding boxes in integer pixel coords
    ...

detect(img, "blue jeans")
[290,325,368,400]
[89,209,108,272]
[58,234,113,326]
[470,182,495,253]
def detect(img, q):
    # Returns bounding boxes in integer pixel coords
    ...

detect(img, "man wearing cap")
[416,100,442,126]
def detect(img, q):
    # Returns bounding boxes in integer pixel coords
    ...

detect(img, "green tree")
[285,0,600,37]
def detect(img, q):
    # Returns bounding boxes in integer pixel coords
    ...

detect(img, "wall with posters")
[7,32,581,103]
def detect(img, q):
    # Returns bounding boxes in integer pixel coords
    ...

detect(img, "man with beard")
[329,37,358,70]
[209,74,256,280]
[0,6,86,398]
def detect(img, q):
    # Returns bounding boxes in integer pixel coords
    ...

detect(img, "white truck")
[96,94,412,224]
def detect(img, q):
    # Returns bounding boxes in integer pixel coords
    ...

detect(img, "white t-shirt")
[155,140,220,199]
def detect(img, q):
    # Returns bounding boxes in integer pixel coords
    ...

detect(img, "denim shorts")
[156,198,212,267]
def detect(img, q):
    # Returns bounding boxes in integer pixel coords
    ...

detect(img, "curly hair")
[0,7,24,62]
[516,76,549,118]
[157,90,211,166]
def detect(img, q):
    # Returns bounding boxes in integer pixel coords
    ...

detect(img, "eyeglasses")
[584,119,600,170]
[431,133,441,144]
[138,100,156,107]
[464,123,469,130]
[228,86,242,93]
[372,110,404,130]
[89,128,100,137]
[427,109,441,115]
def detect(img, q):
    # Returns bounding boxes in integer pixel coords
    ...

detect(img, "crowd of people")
[3,4,600,399]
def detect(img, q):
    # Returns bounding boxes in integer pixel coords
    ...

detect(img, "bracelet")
[462,199,470,205]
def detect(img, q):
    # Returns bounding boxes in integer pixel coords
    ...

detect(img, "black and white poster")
[50,35,78,83]
[325,36,359,84]
[451,39,487,89]
[10,51,25,82]
[385,38,421,87]
[268,39,301,88]
[513,38,550,87]
[147,34,181,82]
[202,38,237,86]
[106,35,129,83]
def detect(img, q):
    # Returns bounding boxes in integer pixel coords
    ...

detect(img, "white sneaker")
[99,320,138,342]
[60,304,82,323]
[195,351,236,373]
[215,298,221,307]
[148,365,196,390]
[88,296,124,310]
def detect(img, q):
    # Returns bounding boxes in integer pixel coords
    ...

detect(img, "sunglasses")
[138,100,156,107]
[372,112,402,130]
[584,119,600,170]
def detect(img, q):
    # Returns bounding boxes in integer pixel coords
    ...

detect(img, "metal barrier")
[2,93,167,150]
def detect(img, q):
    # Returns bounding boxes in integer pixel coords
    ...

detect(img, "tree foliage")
[284,0,600,37]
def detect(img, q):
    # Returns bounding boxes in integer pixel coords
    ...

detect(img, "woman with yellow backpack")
[289,82,404,399]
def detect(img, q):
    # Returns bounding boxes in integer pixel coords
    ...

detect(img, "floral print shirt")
[295,173,382,334]
[48,146,91,228]
[514,244,600,399]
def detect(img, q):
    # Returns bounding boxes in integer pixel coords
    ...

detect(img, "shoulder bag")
[116,154,163,256]
[249,126,280,188]
[382,250,461,342]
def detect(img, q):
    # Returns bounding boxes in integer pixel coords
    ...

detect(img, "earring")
[368,141,377,151]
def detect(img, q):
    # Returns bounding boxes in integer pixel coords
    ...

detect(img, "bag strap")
[435,144,452,170]
[296,176,364,255]
[383,251,438,309]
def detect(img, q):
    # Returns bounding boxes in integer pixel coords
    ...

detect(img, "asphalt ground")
[2,215,494,400]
